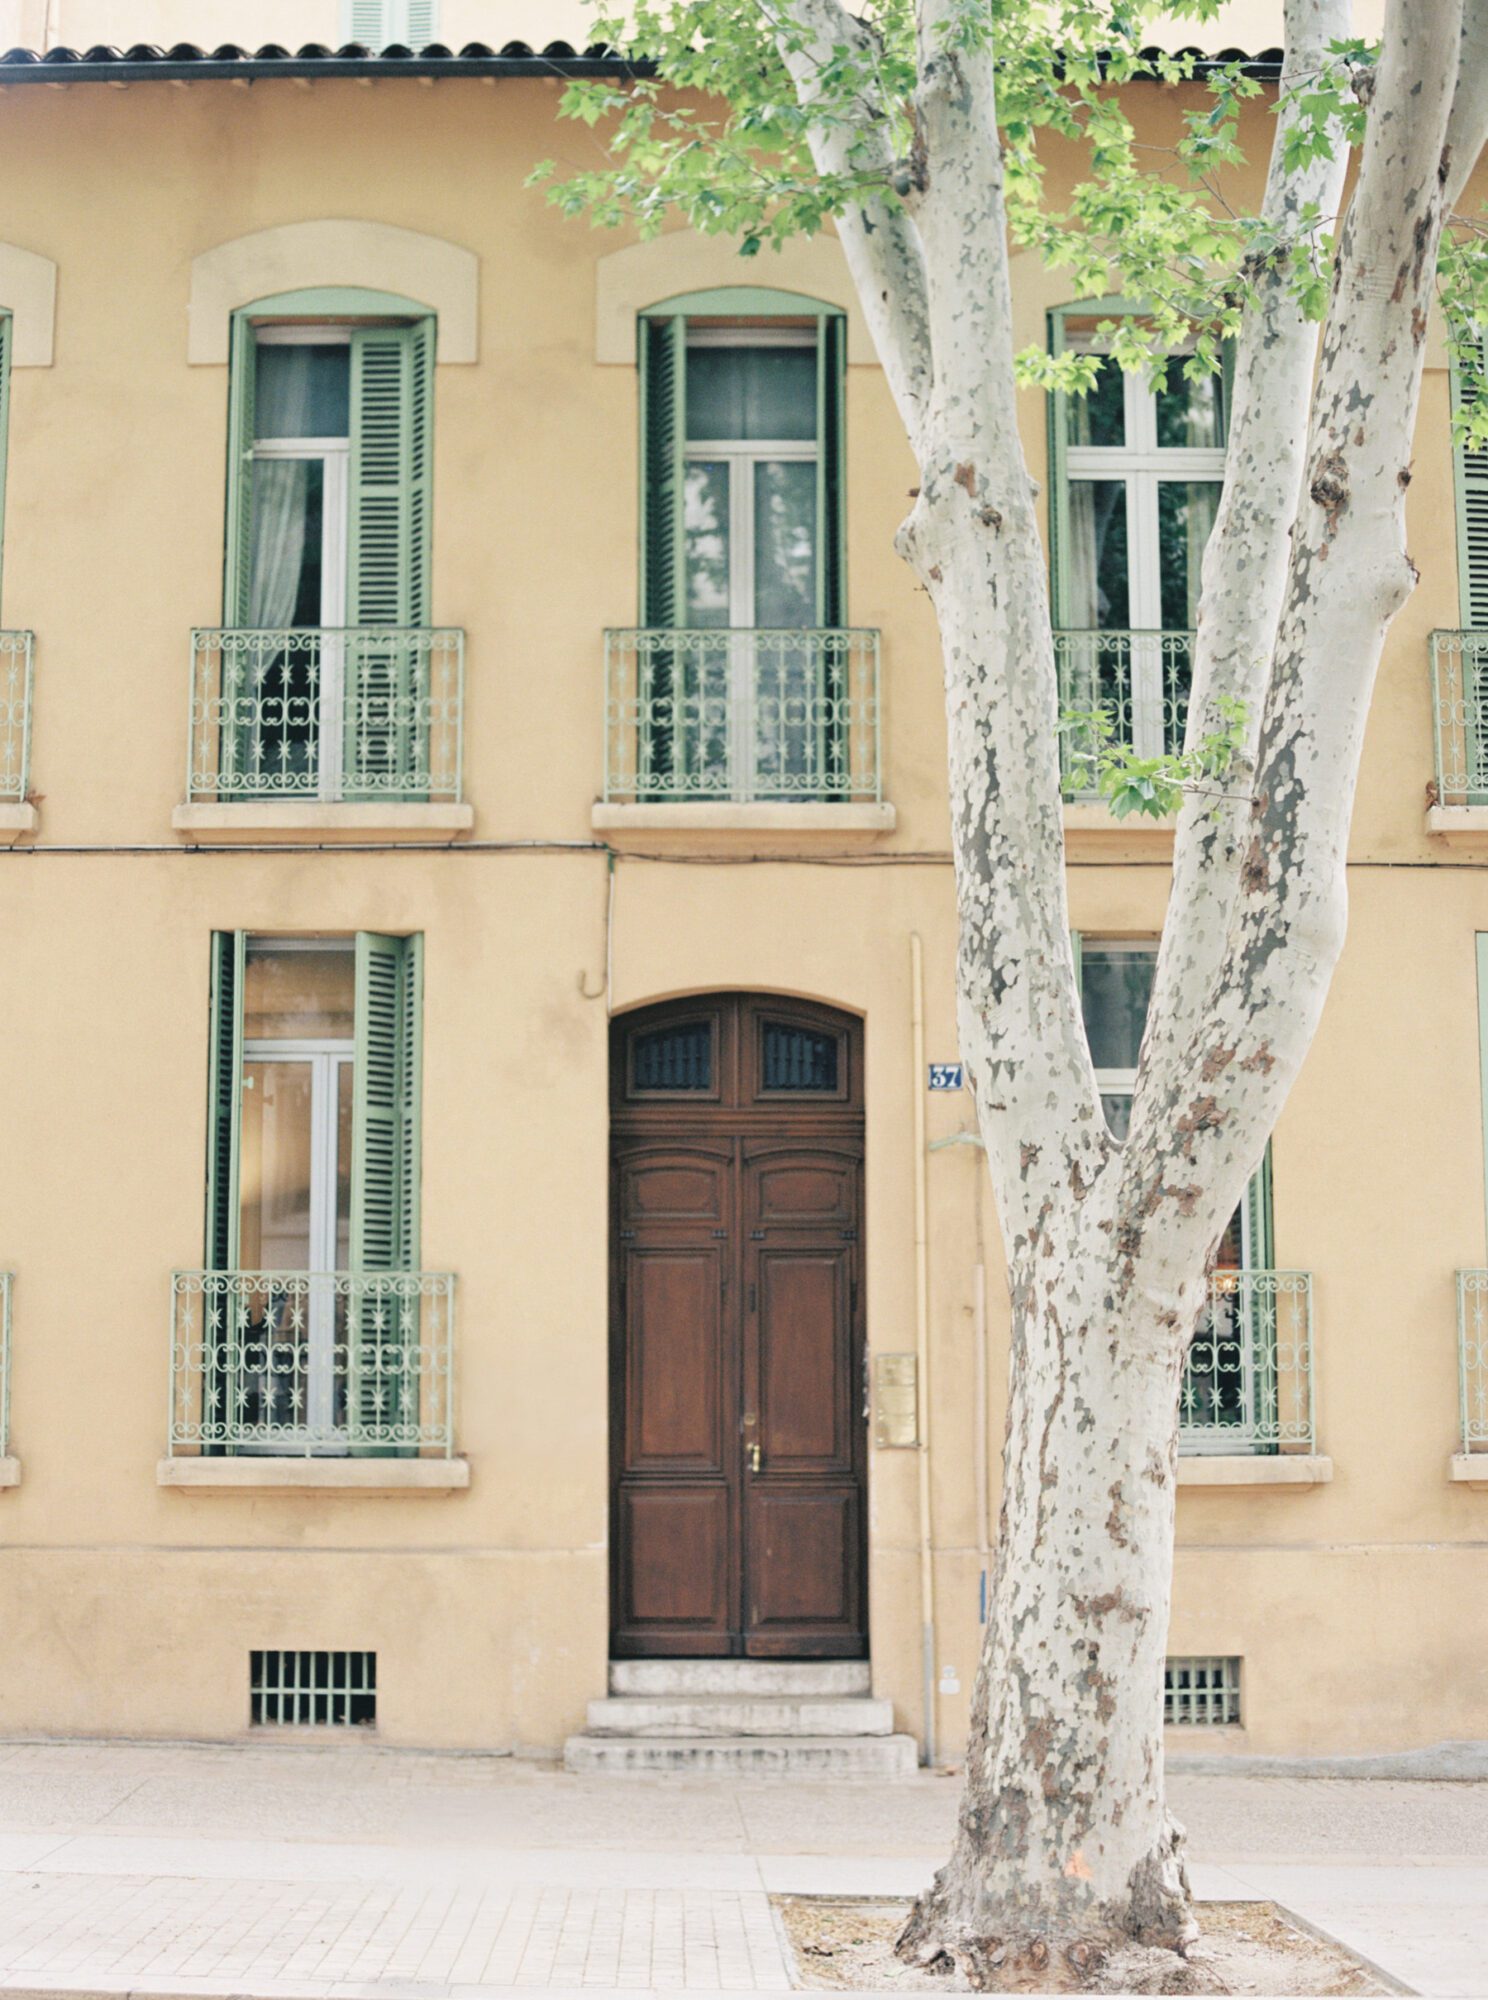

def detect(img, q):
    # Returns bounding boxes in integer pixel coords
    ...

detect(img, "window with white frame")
[1078,937,1282,1452]
[1050,310,1228,784]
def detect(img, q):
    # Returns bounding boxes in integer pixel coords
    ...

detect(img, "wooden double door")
[610,997,867,1659]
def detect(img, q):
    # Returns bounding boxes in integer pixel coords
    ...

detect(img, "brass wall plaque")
[873,1352,920,1448]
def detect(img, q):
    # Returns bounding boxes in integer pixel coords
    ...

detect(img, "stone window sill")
[0,804,37,846]
[1450,1453,1488,1486]
[1063,802,1175,850]
[0,1457,20,1489]
[173,804,474,842]
[591,802,896,834]
[1177,1454,1332,1488]
[1426,805,1488,838]
[157,1456,469,1493]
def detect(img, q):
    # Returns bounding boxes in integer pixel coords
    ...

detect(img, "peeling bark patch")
[1240,833,1269,893]
[1239,1040,1276,1074]
[1019,1141,1041,1179]
[1199,1045,1234,1083]
[1309,449,1350,531]
[1064,1851,1093,1882]
[954,460,978,496]
[1106,1481,1130,1549]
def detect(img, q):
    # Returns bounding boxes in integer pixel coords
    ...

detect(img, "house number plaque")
[873,1353,920,1448]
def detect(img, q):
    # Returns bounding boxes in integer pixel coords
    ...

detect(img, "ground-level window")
[200,931,423,1455]
[1076,936,1280,1453]
[630,295,856,803]
[1049,306,1228,792]
[214,307,435,802]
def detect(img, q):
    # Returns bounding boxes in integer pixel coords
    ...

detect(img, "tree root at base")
[896,1895,1218,1994]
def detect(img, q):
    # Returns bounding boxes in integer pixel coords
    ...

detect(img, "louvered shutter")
[346,320,433,798]
[350,932,422,1452]
[203,931,245,1451]
[345,0,388,47]
[222,317,257,627]
[816,312,846,626]
[205,930,245,1273]
[1243,1144,1274,1271]
[0,313,10,616]
[1453,335,1488,629]
[219,321,259,793]
[1241,1143,1277,1449]
[404,0,436,46]
[640,314,686,626]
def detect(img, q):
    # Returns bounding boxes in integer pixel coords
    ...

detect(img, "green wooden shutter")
[1452,334,1488,629]
[222,317,257,626]
[0,313,10,617]
[816,312,846,626]
[1242,1144,1274,1271]
[1047,308,1071,626]
[346,319,433,797]
[405,0,436,44]
[350,932,422,1452]
[639,314,686,626]
[205,930,245,1272]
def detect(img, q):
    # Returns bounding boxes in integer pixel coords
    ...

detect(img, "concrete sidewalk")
[0,1742,1482,1997]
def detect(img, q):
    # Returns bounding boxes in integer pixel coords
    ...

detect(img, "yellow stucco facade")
[0,44,1482,1765]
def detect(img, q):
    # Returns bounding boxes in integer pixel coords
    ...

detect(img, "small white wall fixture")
[596,232,873,365]
[0,242,58,367]
[189,220,479,364]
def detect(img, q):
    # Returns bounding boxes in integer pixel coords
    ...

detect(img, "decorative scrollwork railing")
[604,627,881,804]
[1429,630,1488,806]
[168,1270,455,1457]
[1457,1270,1488,1455]
[1054,629,1193,801]
[1180,1269,1315,1456]
[188,627,464,803]
[0,632,33,804]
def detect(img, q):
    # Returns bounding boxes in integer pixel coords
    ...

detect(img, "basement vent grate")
[250,1650,377,1728]
[1164,1655,1241,1726]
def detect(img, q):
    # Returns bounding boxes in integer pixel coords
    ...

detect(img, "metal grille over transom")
[250,1649,377,1727]
[1164,1656,1241,1727]
[761,1021,839,1093]
[631,1021,713,1093]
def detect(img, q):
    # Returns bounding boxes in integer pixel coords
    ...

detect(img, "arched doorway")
[609,995,867,1659]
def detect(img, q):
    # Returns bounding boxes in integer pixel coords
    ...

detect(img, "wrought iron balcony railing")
[168,1270,455,1458]
[604,627,881,805]
[0,632,33,804]
[1180,1269,1315,1455]
[1054,629,1193,801]
[188,627,464,804]
[1429,630,1488,806]
[1457,1271,1488,1454]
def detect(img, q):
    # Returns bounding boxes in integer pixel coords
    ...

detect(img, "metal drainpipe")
[911,932,937,1768]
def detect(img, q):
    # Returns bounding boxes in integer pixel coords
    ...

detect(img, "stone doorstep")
[583,1693,896,1738]
[562,1731,921,1776]
[609,1658,871,1697]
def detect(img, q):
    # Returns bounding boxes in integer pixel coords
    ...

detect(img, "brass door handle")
[749,1443,762,1473]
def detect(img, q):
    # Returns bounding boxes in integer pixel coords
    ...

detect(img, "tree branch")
[1445,0,1488,210]
[1136,0,1353,1115]
[767,0,934,449]
[904,0,1106,1236]
[1125,0,1479,1284]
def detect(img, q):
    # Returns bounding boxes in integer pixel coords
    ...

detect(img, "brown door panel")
[613,1486,733,1655]
[745,1149,859,1233]
[742,1487,863,1655]
[619,1145,732,1230]
[623,1245,726,1472]
[755,1250,853,1470]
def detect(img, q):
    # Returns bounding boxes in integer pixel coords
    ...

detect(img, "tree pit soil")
[775,1896,1389,1996]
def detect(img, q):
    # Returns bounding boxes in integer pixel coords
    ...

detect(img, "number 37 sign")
[927,1063,965,1091]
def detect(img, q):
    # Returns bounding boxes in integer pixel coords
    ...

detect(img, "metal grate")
[1164,1656,1241,1726]
[631,1021,712,1092]
[250,1650,377,1727]
[761,1022,839,1093]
